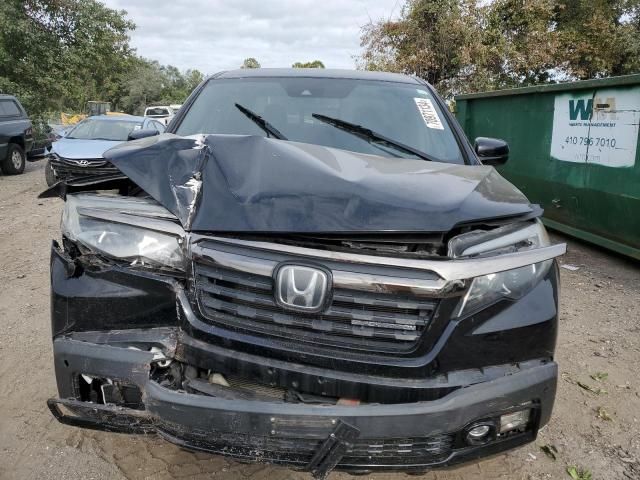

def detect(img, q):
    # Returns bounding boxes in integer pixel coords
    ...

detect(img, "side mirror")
[474,137,509,166]
[54,129,68,140]
[128,129,159,141]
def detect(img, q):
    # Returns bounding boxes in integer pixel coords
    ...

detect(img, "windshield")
[175,77,464,164]
[66,119,142,141]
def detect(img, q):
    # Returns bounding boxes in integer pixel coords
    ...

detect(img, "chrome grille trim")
[191,243,454,297]
[193,246,276,278]
[202,235,566,281]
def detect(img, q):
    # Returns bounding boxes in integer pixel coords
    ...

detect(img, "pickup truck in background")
[143,104,180,126]
[0,94,34,175]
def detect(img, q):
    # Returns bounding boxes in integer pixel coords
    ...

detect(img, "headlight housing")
[450,220,553,318]
[62,194,185,271]
[448,220,549,258]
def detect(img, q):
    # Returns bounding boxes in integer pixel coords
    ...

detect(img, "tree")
[292,60,325,68]
[119,58,204,114]
[481,0,559,88]
[0,0,135,115]
[359,0,487,97]
[0,1,204,117]
[118,58,165,115]
[156,65,204,105]
[241,57,261,69]
[358,0,640,98]
[184,69,205,93]
[554,0,640,78]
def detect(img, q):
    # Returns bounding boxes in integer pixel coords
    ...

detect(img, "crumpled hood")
[52,138,124,160]
[103,134,534,233]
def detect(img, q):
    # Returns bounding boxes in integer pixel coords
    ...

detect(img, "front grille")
[51,157,120,180]
[192,240,441,354]
[160,420,454,466]
[347,434,453,462]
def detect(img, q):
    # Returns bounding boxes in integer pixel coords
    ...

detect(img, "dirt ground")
[0,161,638,480]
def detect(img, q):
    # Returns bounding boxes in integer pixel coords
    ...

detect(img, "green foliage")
[359,0,640,98]
[554,0,640,78]
[482,0,559,88]
[118,58,203,115]
[292,60,326,68]
[241,57,261,69]
[0,0,203,117]
[0,0,134,115]
[359,0,484,95]
[567,466,592,480]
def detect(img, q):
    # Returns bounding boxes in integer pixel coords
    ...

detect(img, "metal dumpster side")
[455,75,640,259]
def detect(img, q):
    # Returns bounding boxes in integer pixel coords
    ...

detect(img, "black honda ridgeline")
[45,69,565,478]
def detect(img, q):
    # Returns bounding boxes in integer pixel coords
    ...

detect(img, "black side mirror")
[128,129,159,141]
[474,137,509,166]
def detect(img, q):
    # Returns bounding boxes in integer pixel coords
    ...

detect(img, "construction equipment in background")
[60,101,128,125]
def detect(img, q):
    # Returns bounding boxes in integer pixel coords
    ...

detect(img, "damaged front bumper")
[49,331,557,475]
[48,211,565,477]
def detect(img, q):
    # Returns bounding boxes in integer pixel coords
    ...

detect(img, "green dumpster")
[455,74,640,260]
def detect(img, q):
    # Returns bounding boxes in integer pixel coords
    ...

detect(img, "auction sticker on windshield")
[414,98,444,130]
[550,87,640,167]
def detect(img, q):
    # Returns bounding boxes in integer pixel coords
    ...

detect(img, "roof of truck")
[212,68,422,85]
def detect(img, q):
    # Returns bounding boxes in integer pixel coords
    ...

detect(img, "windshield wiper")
[311,113,434,162]
[235,103,288,140]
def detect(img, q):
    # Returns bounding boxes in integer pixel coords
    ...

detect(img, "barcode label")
[414,98,444,130]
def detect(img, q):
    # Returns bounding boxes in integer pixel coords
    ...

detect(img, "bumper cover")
[50,334,557,474]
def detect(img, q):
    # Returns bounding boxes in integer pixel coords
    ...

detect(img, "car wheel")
[44,158,58,186]
[1,143,26,175]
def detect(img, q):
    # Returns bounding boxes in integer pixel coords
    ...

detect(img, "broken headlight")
[451,220,553,318]
[448,219,549,258]
[62,194,186,271]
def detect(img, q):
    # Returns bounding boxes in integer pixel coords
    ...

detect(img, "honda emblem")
[275,265,329,312]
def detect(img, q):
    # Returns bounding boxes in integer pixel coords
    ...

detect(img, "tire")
[44,158,58,186]
[1,143,26,175]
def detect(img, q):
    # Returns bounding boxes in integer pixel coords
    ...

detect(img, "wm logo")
[569,97,616,121]
[569,99,592,120]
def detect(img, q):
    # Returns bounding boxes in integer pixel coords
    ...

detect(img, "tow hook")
[307,420,360,480]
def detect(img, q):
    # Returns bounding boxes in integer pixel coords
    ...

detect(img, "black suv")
[46,69,565,478]
[0,94,34,175]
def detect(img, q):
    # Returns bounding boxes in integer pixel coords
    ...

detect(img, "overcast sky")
[101,0,401,75]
